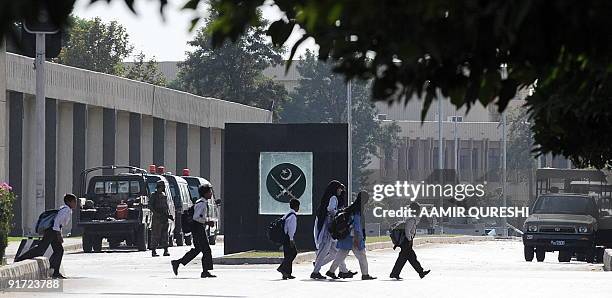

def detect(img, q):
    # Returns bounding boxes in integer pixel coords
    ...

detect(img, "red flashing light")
[182,168,190,176]
[148,165,156,174]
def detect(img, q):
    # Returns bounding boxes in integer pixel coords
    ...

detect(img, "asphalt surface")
[4,240,611,298]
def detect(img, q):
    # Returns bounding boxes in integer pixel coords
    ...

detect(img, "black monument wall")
[223,123,348,254]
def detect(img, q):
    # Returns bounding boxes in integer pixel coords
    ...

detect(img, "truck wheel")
[83,233,93,253]
[586,250,595,263]
[524,245,534,262]
[136,225,148,251]
[536,248,546,262]
[93,237,103,252]
[558,251,571,262]
[576,253,586,262]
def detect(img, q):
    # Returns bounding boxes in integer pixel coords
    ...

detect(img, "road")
[5,240,611,298]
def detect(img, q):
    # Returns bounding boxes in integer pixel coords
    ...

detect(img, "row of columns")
[6,91,223,236]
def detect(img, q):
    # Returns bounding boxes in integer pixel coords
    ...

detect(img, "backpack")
[267,213,295,245]
[181,205,196,234]
[389,221,406,249]
[35,209,59,235]
[329,210,352,240]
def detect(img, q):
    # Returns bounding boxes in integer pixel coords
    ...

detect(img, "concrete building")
[1,46,271,236]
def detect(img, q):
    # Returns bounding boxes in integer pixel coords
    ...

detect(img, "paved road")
[6,240,611,297]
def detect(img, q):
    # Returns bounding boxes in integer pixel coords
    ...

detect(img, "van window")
[105,181,118,194]
[130,181,140,193]
[94,182,105,194]
[118,181,130,194]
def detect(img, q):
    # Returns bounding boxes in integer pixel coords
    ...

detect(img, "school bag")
[35,209,59,235]
[389,221,406,249]
[181,205,196,234]
[267,213,296,245]
[329,209,352,240]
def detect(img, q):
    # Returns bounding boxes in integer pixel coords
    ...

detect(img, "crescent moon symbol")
[280,168,292,180]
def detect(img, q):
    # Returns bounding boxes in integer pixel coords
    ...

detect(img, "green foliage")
[0,183,16,263]
[124,52,167,86]
[5,1,612,167]
[170,13,288,116]
[57,17,133,76]
[507,105,535,171]
[281,51,399,189]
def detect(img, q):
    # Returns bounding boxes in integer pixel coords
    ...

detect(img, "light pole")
[347,80,352,199]
[500,64,508,237]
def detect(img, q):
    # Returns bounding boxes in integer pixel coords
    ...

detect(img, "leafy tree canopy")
[4,0,612,167]
[125,52,167,86]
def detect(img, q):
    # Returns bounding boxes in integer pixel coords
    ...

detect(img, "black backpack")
[389,221,406,249]
[329,210,352,240]
[181,205,196,234]
[267,213,295,245]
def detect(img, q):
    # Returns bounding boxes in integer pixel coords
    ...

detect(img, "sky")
[73,0,318,62]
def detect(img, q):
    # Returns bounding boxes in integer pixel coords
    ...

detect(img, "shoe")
[163,250,170,257]
[287,275,296,279]
[310,272,326,280]
[362,274,377,280]
[201,271,217,278]
[389,274,402,280]
[338,271,356,279]
[152,250,159,257]
[171,260,180,276]
[325,271,340,280]
[419,270,431,279]
[52,273,67,279]
[277,268,289,279]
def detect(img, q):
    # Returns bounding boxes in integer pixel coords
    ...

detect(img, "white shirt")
[193,198,208,224]
[327,195,338,217]
[53,205,72,232]
[283,210,297,241]
[404,216,421,241]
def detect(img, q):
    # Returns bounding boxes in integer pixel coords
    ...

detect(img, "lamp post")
[500,64,508,237]
[347,80,352,199]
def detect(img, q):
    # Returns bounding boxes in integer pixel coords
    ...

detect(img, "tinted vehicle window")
[533,196,596,215]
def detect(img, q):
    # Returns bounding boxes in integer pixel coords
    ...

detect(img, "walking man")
[15,194,77,279]
[390,202,431,280]
[150,180,172,257]
[277,199,300,280]
[171,185,216,278]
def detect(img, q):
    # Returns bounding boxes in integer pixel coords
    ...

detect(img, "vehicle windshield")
[533,196,596,215]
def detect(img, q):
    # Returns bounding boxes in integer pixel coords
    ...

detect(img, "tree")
[5,1,612,167]
[170,13,288,116]
[124,52,167,86]
[57,17,133,76]
[507,105,535,172]
[282,51,396,189]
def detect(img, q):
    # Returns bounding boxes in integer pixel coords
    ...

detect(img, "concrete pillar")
[45,98,57,209]
[8,91,23,235]
[165,121,176,173]
[56,101,74,232]
[187,125,200,176]
[71,103,87,235]
[0,41,6,183]
[22,94,36,235]
[210,128,222,195]
[200,127,211,179]
[140,115,153,169]
[86,107,103,170]
[129,113,141,167]
[115,111,130,166]
[102,108,116,174]
[176,123,188,175]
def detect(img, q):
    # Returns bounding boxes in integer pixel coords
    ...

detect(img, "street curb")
[603,249,612,271]
[0,257,50,290]
[213,235,494,265]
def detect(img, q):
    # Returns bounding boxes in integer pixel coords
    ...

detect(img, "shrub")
[0,182,16,264]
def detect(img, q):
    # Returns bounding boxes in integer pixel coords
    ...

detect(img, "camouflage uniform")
[150,190,170,249]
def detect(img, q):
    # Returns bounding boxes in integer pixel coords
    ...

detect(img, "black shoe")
[152,250,159,257]
[325,271,340,280]
[171,260,180,276]
[201,271,217,278]
[362,274,377,280]
[419,270,431,279]
[277,268,289,279]
[163,250,170,257]
[52,273,67,279]
[390,274,402,280]
[310,272,326,280]
[338,271,356,279]
[287,275,296,279]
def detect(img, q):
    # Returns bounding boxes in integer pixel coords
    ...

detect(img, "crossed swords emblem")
[270,168,303,200]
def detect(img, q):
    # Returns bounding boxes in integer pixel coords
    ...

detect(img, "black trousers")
[17,229,64,273]
[391,239,423,276]
[278,239,297,275]
[178,223,213,271]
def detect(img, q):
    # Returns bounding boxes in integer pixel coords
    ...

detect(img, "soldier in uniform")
[150,180,173,257]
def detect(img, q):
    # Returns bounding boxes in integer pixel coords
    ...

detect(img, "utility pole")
[500,64,508,237]
[437,88,444,234]
[34,32,47,227]
[347,80,352,200]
